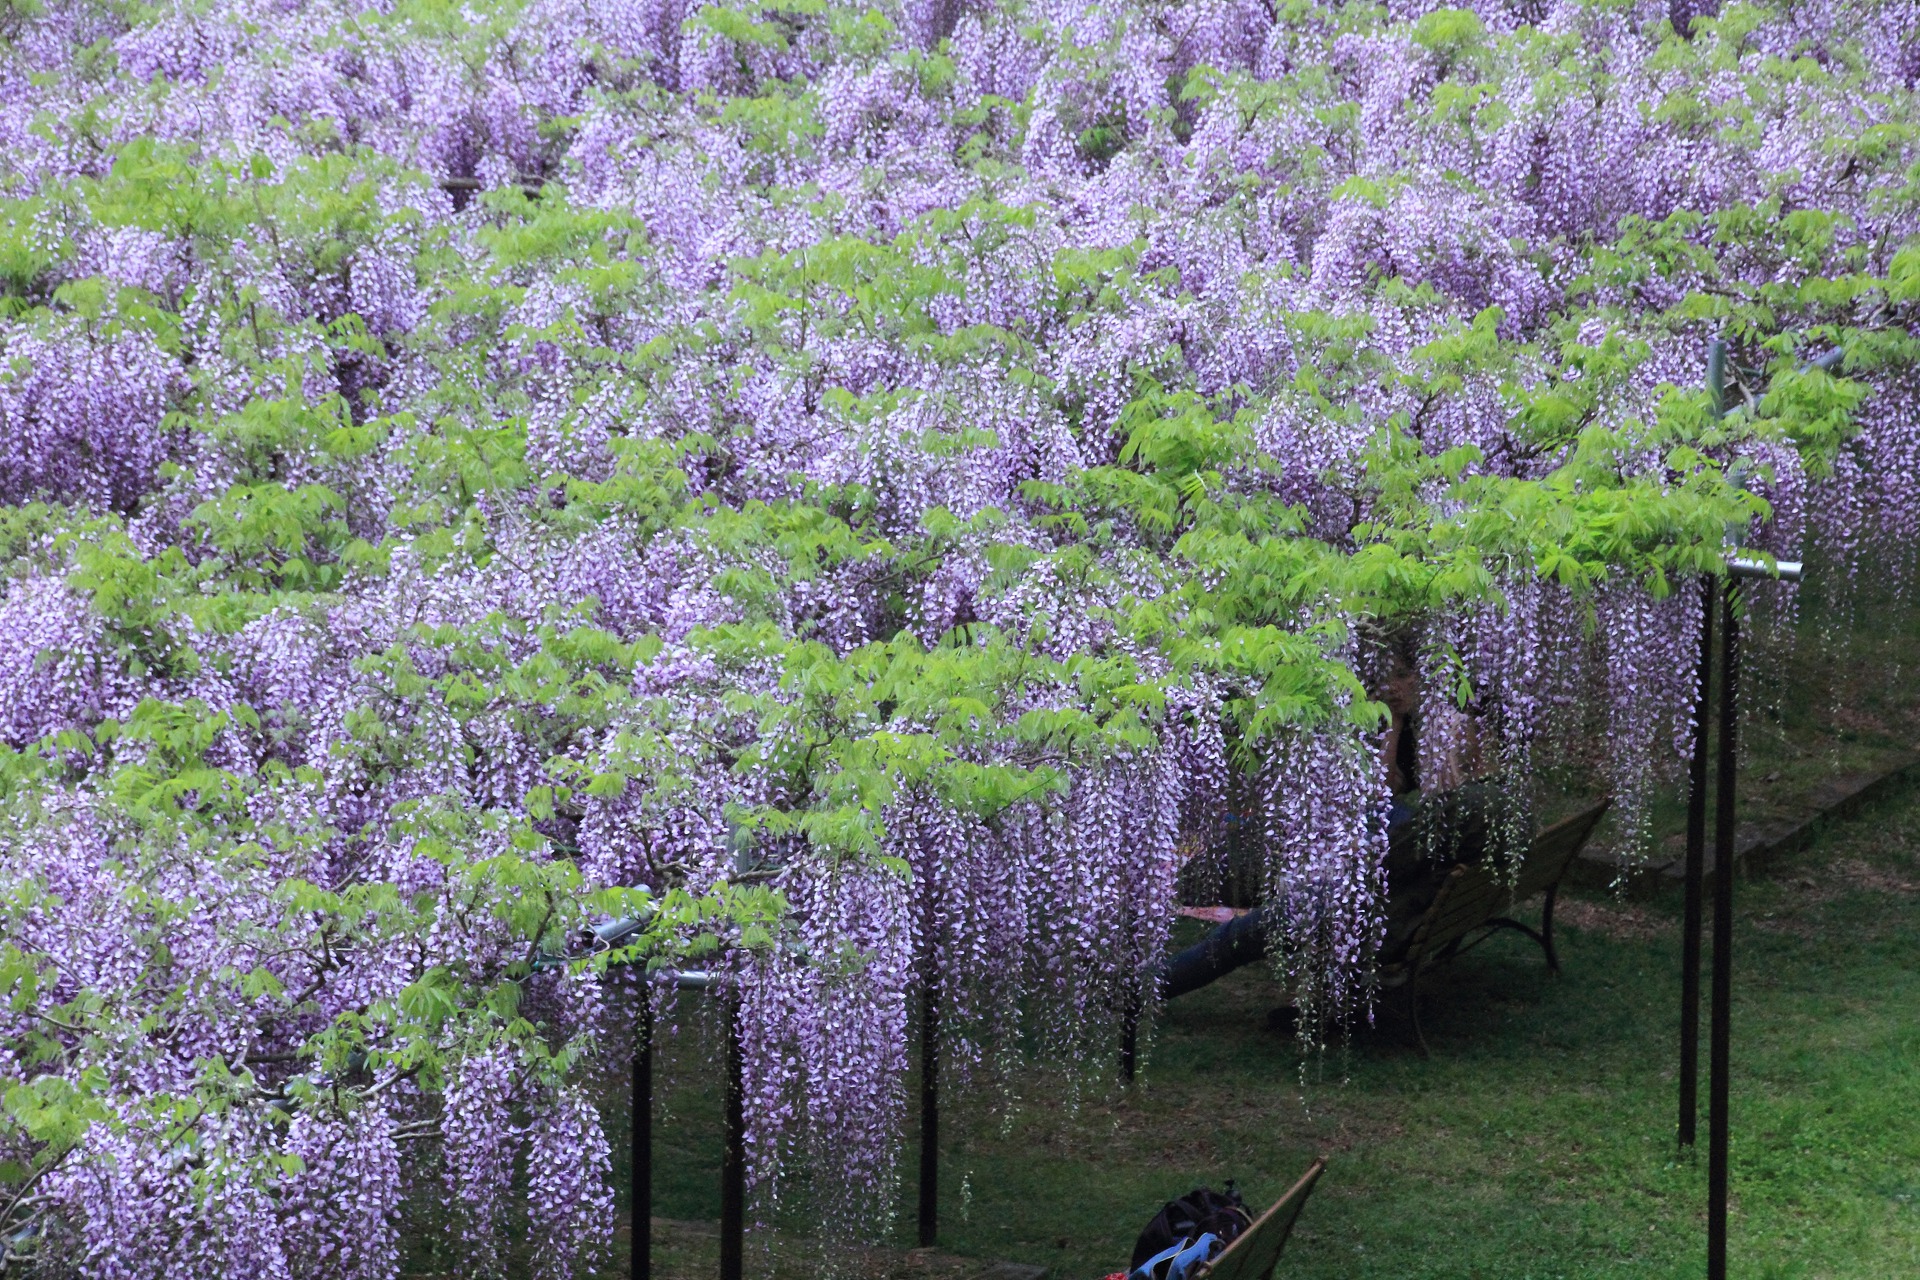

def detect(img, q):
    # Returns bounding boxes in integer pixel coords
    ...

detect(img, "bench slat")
[1411,871,1508,945]
[1511,799,1613,900]
[1399,799,1610,974]
[1425,877,1509,930]
[1194,1158,1327,1280]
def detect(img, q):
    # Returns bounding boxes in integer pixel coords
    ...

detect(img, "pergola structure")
[1675,337,1811,1280]
[607,343,1824,1280]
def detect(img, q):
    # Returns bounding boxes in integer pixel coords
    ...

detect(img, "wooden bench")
[1190,1159,1326,1280]
[1378,798,1611,1056]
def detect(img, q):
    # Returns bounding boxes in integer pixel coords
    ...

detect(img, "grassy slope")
[645,777,1920,1280]
[937,803,1920,1280]
[628,587,1920,1280]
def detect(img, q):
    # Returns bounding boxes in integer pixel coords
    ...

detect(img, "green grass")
[622,587,1920,1279]
[644,778,1920,1280]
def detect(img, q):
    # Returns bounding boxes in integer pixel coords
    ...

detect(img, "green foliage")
[0,8,1909,1240]
[1412,6,1487,57]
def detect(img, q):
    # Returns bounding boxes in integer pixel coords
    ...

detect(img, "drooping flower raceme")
[1,0,1917,1272]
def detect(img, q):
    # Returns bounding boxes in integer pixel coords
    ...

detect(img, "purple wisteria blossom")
[0,0,1915,1272]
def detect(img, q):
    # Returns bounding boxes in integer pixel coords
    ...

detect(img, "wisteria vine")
[1,0,1918,1273]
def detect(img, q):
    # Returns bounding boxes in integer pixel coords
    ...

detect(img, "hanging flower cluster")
[1,0,1917,1272]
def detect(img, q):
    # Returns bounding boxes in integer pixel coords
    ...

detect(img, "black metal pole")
[918,969,939,1247]
[633,988,653,1280]
[721,988,745,1280]
[916,869,943,1248]
[1678,575,1715,1148]
[1684,339,1730,1151]
[1707,583,1740,1280]
[1119,901,1142,1083]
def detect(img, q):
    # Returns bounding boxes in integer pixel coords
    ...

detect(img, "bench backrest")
[1404,863,1509,967]
[1403,797,1611,970]
[1510,798,1613,901]
[1193,1159,1326,1280]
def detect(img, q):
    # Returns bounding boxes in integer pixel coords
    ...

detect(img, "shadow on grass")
[967,788,1920,1280]
[636,779,1920,1280]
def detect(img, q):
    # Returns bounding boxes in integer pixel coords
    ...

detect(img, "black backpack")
[1129,1184,1252,1273]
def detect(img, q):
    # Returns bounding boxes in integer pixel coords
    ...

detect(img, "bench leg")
[1407,969,1430,1058]
[1541,884,1560,974]
[1482,915,1556,971]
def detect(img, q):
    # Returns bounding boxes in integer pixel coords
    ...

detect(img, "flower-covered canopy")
[1,0,1916,1272]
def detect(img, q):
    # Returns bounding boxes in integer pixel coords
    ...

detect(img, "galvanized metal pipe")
[1726,555,1803,582]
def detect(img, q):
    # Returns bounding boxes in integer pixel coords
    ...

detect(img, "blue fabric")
[1129,1233,1222,1280]
[1168,1232,1222,1280]
[1387,793,1419,831]
[1130,1240,1185,1280]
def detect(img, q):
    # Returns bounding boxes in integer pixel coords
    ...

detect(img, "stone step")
[1566,753,1919,896]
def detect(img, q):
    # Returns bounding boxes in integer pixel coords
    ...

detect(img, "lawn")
[645,772,1920,1280]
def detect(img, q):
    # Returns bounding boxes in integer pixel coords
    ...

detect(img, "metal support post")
[1678,575,1715,1148]
[721,988,745,1280]
[918,973,939,1247]
[1707,583,1740,1280]
[633,988,653,1280]
[1683,337,1730,1151]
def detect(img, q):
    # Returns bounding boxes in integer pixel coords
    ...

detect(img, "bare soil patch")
[643,1218,1030,1280]
[1554,897,1671,942]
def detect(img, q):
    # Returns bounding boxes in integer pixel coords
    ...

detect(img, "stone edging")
[1567,752,1920,895]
